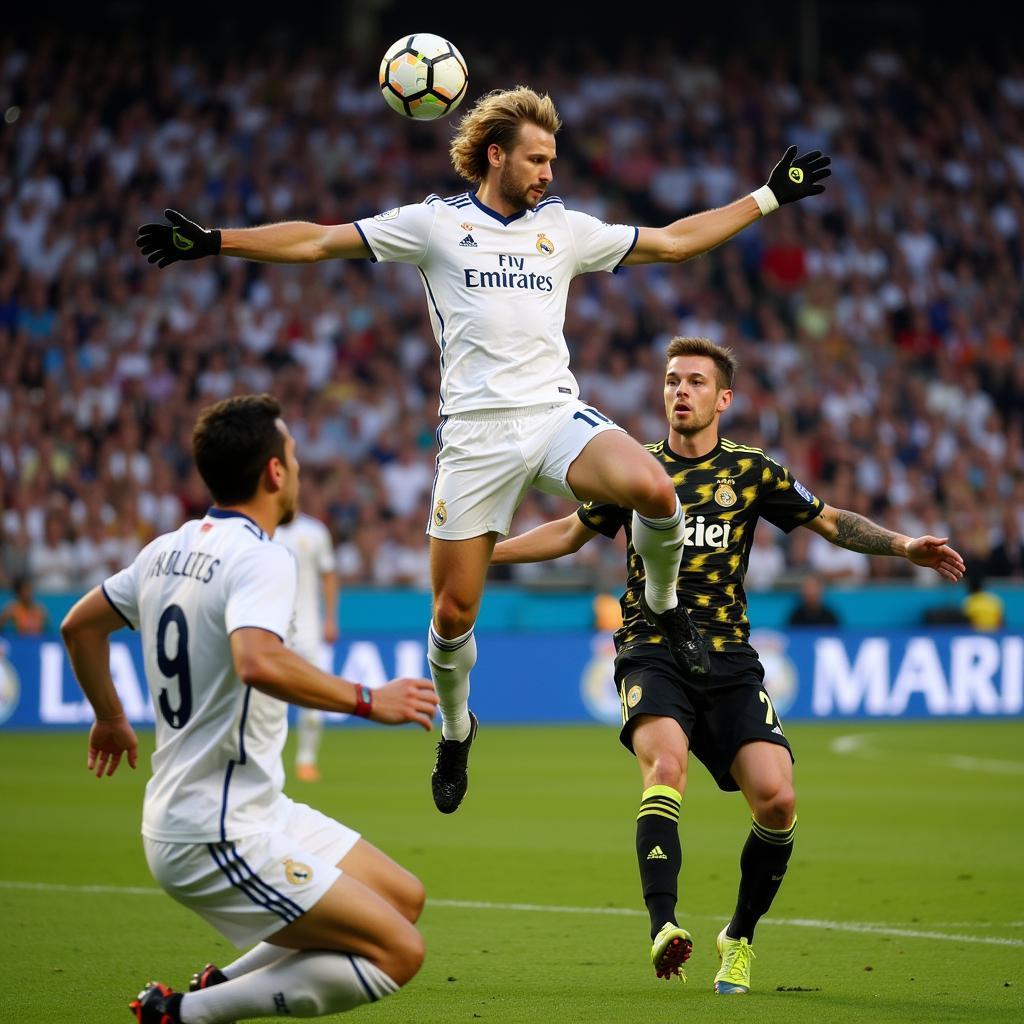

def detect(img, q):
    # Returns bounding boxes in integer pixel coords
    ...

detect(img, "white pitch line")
[943,755,1024,775]
[760,917,1024,948]
[0,880,162,895]
[3,882,1021,948]
[428,899,1024,947]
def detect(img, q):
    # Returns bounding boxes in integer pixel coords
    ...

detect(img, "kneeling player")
[492,337,965,992]
[61,395,439,1023]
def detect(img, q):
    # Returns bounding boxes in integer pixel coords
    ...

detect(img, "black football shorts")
[614,642,794,792]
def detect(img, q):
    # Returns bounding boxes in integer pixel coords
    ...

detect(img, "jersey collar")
[470,190,527,226]
[661,438,722,465]
[206,507,267,540]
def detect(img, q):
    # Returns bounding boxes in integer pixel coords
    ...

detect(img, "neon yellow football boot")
[714,927,756,994]
[650,922,692,981]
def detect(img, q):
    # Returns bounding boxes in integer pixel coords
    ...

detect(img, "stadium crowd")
[2,33,1023,598]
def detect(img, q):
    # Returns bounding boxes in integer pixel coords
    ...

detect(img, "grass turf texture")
[1,720,1022,1023]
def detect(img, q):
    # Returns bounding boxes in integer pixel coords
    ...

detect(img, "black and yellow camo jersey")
[577,437,824,657]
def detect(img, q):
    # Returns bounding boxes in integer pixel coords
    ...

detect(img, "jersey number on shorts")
[156,604,193,729]
[573,406,612,428]
[758,689,777,726]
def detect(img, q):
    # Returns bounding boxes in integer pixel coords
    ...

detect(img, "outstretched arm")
[137,209,370,267]
[492,513,597,564]
[804,505,966,583]
[624,146,831,265]
[220,221,370,263]
[230,627,437,730]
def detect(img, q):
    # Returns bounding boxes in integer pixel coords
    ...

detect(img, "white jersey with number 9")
[103,508,297,844]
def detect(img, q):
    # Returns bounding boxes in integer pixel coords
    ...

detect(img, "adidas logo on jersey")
[459,234,477,247]
[647,845,668,860]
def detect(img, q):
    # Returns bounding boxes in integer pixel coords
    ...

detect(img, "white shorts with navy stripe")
[427,399,624,540]
[143,799,360,947]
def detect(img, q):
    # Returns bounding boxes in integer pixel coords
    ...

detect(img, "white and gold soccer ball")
[378,33,468,120]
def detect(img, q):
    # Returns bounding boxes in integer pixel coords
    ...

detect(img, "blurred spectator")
[28,513,77,593]
[593,591,623,632]
[745,525,786,592]
[985,509,1024,579]
[0,576,51,635]
[961,574,1005,631]
[786,575,841,627]
[0,30,1021,592]
[806,531,871,584]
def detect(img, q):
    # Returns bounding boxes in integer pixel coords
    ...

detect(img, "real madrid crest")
[626,684,643,708]
[283,858,313,885]
[714,480,737,507]
[433,498,448,526]
[536,233,555,255]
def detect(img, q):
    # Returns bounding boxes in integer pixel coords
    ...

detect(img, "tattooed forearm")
[833,510,901,556]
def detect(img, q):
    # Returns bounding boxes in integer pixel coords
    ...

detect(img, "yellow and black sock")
[727,816,797,942]
[635,785,682,940]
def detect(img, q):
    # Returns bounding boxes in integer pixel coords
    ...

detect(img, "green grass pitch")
[1,719,1022,1023]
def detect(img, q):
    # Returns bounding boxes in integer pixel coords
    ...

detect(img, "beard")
[278,502,296,527]
[499,164,542,211]
[672,407,717,436]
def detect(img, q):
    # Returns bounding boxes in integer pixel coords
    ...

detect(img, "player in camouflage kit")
[492,337,965,993]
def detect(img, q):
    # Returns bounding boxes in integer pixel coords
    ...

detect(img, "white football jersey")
[273,513,334,658]
[356,193,637,414]
[103,508,298,843]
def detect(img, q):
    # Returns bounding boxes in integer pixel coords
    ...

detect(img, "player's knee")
[432,593,476,637]
[380,922,426,986]
[402,875,427,923]
[754,784,796,830]
[634,472,677,518]
[647,753,686,790]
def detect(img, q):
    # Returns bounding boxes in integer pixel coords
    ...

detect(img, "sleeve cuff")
[101,584,135,630]
[353,221,378,263]
[612,226,640,273]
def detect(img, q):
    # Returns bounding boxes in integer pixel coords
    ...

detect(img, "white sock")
[180,951,399,1024]
[295,709,323,767]
[427,624,476,741]
[631,498,685,614]
[221,942,292,980]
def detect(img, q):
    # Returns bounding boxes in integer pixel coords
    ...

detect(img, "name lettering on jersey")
[147,549,221,584]
[682,515,731,549]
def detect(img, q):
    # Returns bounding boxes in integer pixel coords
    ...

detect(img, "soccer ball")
[378,33,468,120]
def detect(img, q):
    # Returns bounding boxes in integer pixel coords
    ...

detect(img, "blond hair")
[665,337,738,390]
[450,86,562,183]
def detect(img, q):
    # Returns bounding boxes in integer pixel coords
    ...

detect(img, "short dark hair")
[665,336,738,390]
[192,394,285,505]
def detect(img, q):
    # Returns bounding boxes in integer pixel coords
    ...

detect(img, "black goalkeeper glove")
[752,146,832,213]
[136,209,221,268]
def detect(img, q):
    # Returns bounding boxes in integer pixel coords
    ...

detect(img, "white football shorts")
[143,798,361,947]
[426,399,624,540]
